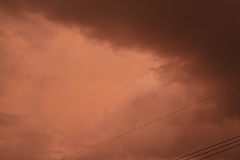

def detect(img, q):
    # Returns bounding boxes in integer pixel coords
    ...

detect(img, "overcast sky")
[0,1,240,160]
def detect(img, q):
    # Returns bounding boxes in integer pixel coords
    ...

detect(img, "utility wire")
[60,83,240,160]
[185,139,240,160]
[175,135,240,160]
[199,143,240,160]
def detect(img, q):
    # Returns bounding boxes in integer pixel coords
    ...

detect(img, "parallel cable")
[175,135,240,160]
[185,139,240,160]
[199,143,240,160]
[60,83,240,160]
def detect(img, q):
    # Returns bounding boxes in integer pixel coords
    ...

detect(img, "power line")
[185,139,240,160]
[199,143,240,160]
[60,83,240,160]
[175,135,240,160]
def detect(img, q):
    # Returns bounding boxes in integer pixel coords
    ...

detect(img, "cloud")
[0,111,21,126]
[1,0,239,89]
[0,111,55,160]
[0,13,62,160]
[0,1,240,160]
[76,80,239,160]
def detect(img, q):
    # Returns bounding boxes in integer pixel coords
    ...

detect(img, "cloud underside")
[2,1,239,84]
[0,1,240,160]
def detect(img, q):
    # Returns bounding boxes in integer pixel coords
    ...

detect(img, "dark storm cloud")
[1,0,239,84]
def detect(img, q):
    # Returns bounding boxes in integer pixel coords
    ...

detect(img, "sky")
[0,1,240,160]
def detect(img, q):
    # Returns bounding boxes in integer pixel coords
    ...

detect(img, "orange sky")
[0,1,240,160]
[0,13,161,159]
